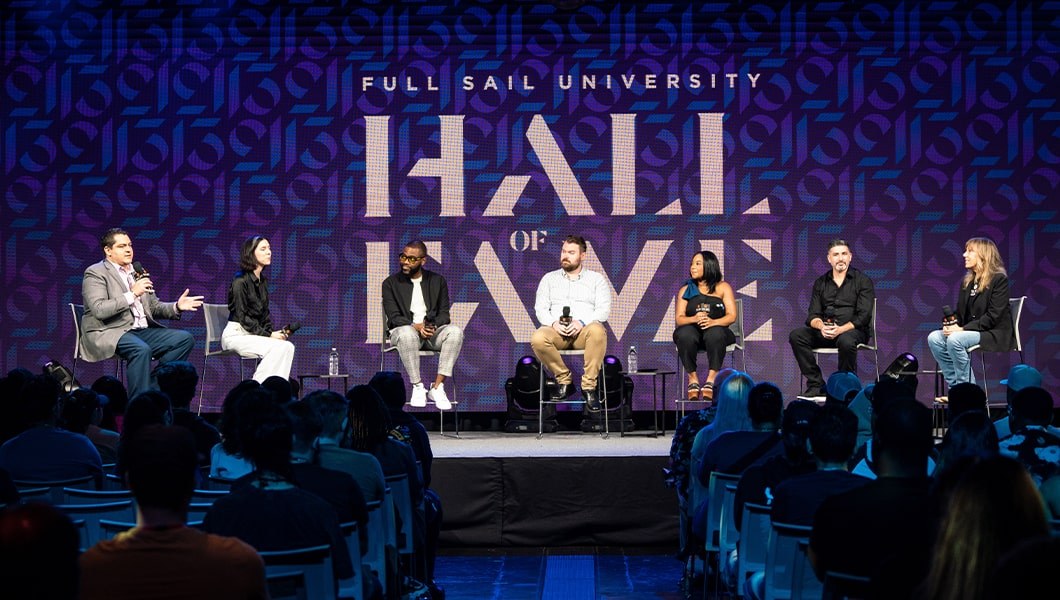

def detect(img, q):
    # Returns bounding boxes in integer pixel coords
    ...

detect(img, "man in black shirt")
[788,239,875,398]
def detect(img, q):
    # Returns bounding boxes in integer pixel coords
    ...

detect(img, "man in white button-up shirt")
[531,235,611,410]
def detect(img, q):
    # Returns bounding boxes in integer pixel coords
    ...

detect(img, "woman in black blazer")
[928,237,1015,387]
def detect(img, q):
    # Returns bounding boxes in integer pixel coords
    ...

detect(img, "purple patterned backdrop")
[2,1,1057,413]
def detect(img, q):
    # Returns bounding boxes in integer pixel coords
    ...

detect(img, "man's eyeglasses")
[398,254,425,264]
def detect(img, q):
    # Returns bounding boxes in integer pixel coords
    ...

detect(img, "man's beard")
[403,264,421,277]
[561,260,578,272]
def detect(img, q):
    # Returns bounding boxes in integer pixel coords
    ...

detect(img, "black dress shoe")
[583,388,602,411]
[801,386,824,398]
[551,383,574,400]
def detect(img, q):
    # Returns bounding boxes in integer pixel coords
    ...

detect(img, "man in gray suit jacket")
[81,228,204,399]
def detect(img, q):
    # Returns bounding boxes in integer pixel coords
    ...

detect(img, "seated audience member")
[932,410,999,476]
[0,374,103,483]
[307,389,387,503]
[945,382,987,421]
[700,381,785,481]
[370,370,445,597]
[849,379,936,478]
[745,403,869,600]
[0,468,18,505]
[809,397,937,599]
[116,390,172,478]
[79,425,266,600]
[262,375,295,405]
[59,387,120,464]
[998,386,1060,490]
[287,400,369,528]
[203,391,354,583]
[91,374,129,432]
[824,371,861,405]
[344,385,423,506]
[0,502,80,600]
[920,456,1049,600]
[987,535,1060,599]
[154,361,220,467]
[733,398,820,531]
[845,381,875,456]
[993,364,1047,439]
[0,367,35,445]
[209,380,259,479]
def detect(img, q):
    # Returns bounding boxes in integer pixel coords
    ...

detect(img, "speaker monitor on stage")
[880,352,919,394]
[504,355,558,432]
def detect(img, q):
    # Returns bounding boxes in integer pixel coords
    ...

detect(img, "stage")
[428,431,679,548]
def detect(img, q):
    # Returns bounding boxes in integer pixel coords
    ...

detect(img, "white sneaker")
[410,383,428,407]
[428,383,452,410]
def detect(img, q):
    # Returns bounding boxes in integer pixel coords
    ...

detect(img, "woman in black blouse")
[220,236,295,381]
[673,250,737,401]
[928,237,1014,387]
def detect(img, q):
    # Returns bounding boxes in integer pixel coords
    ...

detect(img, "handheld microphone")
[823,307,836,328]
[282,322,301,336]
[559,306,572,326]
[942,305,958,328]
[132,261,150,280]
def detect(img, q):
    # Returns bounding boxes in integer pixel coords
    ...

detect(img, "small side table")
[621,370,675,437]
[299,374,350,393]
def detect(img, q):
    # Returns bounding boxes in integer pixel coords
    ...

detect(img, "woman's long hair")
[962,237,1006,290]
[691,250,724,294]
[921,456,1049,600]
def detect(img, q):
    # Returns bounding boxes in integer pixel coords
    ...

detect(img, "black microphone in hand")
[942,305,958,328]
[559,306,572,326]
[823,307,836,328]
[281,322,301,336]
[131,261,155,294]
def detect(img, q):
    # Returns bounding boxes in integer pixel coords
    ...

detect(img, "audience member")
[155,361,220,467]
[845,381,875,455]
[809,397,937,599]
[343,385,423,506]
[919,456,1049,600]
[733,398,820,531]
[209,380,259,479]
[0,502,80,600]
[745,404,869,600]
[203,391,354,583]
[998,386,1060,487]
[700,381,785,481]
[262,374,295,405]
[79,425,266,599]
[932,410,998,476]
[945,382,987,422]
[992,364,1045,439]
[849,380,936,478]
[307,389,387,503]
[0,374,103,483]
[825,371,861,405]
[369,370,445,597]
[59,387,119,464]
[287,400,369,527]
[116,390,172,477]
[0,367,35,444]
[0,468,18,505]
[688,371,753,490]
[667,367,734,500]
[91,374,129,432]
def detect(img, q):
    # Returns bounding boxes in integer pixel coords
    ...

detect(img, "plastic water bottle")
[328,347,340,376]
[627,345,638,373]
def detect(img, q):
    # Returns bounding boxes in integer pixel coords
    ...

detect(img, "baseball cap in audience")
[826,371,862,404]
[1001,364,1042,392]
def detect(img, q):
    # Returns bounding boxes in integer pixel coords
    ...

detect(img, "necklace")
[970,279,980,296]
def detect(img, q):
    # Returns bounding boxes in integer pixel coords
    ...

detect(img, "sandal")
[687,383,701,401]
[700,382,715,402]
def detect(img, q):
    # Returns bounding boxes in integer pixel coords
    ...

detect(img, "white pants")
[221,321,295,382]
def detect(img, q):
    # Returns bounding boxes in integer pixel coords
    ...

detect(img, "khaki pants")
[529,321,607,390]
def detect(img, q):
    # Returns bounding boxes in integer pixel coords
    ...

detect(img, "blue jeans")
[927,329,981,387]
[115,327,195,399]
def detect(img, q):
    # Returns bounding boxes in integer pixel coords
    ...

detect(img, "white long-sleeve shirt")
[534,268,611,326]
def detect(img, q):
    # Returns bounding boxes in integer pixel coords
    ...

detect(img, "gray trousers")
[389,324,464,385]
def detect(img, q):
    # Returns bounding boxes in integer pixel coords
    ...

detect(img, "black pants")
[788,326,868,389]
[674,324,736,373]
